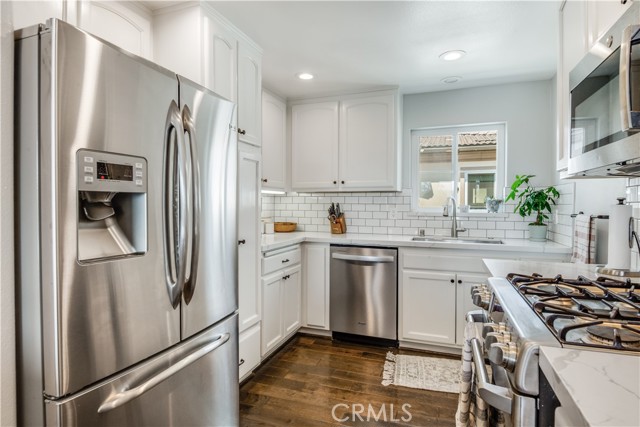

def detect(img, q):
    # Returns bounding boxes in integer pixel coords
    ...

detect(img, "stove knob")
[488,342,517,372]
[484,331,506,348]
[482,323,498,338]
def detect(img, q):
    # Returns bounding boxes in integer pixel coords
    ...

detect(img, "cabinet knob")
[458,279,462,284]
[450,279,455,283]
[238,128,246,135]
[622,0,628,4]
[341,180,345,184]
[333,180,337,185]
[238,239,246,245]
[606,35,614,48]
[262,178,268,183]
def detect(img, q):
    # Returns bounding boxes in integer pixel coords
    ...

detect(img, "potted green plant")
[505,174,560,241]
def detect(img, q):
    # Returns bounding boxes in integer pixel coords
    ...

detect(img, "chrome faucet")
[443,196,466,237]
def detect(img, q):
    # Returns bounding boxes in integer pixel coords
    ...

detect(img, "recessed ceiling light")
[296,72,314,80]
[439,50,466,61]
[441,76,462,84]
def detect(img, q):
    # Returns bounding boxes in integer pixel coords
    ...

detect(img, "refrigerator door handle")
[163,100,188,308]
[97,332,231,414]
[181,104,200,305]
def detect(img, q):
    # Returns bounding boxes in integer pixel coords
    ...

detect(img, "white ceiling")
[208,1,560,100]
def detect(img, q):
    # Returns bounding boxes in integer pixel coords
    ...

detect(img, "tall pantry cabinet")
[152,2,263,381]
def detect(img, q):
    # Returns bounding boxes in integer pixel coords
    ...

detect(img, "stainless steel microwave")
[568,4,640,177]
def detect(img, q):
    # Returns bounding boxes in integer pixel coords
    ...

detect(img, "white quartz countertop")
[261,231,572,254]
[483,258,600,280]
[539,347,640,427]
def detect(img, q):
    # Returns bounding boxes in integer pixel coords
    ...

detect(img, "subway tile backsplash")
[261,182,575,246]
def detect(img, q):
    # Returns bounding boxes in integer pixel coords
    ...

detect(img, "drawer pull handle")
[282,274,290,280]
[238,239,246,245]
[282,258,290,263]
[238,128,246,135]
[239,358,245,366]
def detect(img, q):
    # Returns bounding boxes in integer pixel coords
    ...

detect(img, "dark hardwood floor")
[239,334,460,426]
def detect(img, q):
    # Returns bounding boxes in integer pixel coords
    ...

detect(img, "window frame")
[411,122,506,214]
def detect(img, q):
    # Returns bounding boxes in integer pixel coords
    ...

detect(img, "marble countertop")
[540,347,640,427]
[483,258,600,280]
[261,231,572,254]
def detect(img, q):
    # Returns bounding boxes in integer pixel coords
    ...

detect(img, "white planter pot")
[528,224,548,242]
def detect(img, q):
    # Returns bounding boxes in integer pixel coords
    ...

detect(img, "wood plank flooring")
[239,335,460,426]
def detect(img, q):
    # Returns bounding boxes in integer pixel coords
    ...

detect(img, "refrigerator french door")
[15,19,238,426]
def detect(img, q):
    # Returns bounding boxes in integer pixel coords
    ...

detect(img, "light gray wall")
[403,80,556,192]
[0,1,16,425]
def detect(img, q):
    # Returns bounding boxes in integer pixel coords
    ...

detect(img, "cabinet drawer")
[239,323,261,381]
[402,249,485,273]
[262,246,301,275]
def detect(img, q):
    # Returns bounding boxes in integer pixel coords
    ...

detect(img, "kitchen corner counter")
[483,258,600,279]
[539,346,640,427]
[261,231,572,254]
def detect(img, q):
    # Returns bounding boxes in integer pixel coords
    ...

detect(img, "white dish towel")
[571,214,596,264]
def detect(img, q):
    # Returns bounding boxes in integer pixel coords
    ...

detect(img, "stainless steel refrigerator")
[15,19,239,426]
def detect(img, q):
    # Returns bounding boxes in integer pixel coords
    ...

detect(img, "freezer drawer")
[45,314,239,427]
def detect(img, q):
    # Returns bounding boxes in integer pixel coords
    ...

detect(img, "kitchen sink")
[411,236,504,244]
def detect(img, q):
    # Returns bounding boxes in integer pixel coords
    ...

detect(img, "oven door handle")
[470,338,513,414]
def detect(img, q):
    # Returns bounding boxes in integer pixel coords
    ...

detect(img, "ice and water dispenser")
[77,149,147,262]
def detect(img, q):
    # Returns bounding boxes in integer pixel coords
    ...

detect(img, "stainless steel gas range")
[467,272,640,426]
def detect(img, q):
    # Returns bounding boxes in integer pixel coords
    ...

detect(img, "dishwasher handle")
[331,253,395,263]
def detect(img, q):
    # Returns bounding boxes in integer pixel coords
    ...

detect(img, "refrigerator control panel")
[77,149,147,193]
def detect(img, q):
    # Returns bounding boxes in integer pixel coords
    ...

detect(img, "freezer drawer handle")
[470,338,512,414]
[331,253,395,263]
[97,332,231,414]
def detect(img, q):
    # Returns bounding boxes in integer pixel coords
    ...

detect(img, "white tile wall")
[261,182,575,244]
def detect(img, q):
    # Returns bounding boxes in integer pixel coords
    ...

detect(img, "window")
[411,123,506,213]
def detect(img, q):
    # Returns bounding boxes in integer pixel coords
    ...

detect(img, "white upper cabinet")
[291,102,340,191]
[587,0,634,48]
[153,4,261,143]
[13,1,152,59]
[291,90,400,192]
[207,16,238,102]
[261,91,287,191]
[339,94,397,191]
[238,42,262,146]
[76,1,152,59]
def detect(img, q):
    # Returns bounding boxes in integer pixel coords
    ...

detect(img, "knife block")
[337,215,347,233]
[330,222,343,234]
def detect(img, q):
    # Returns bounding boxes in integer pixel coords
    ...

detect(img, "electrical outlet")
[389,207,399,220]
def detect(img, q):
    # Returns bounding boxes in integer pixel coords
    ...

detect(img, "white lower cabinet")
[401,270,458,345]
[399,248,490,347]
[261,246,302,356]
[239,323,261,382]
[302,243,330,330]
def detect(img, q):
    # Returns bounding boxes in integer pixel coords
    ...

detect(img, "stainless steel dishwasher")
[330,246,398,344]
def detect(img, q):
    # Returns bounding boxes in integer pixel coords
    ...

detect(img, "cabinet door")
[237,41,262,146]
[77,1,152,59]
[400,270,456,345]
[588,0,633,48]
[238,149,261,332]
[303,244,329,329]
[261,272,283,356]
[455,274,488,346]
[261,91,287,190]
[207,14,238,101]
[339,94,397,190]
[283,265,302,336]
[238,323,261,381]
[291,102,339,191]
[558,1,587,172]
